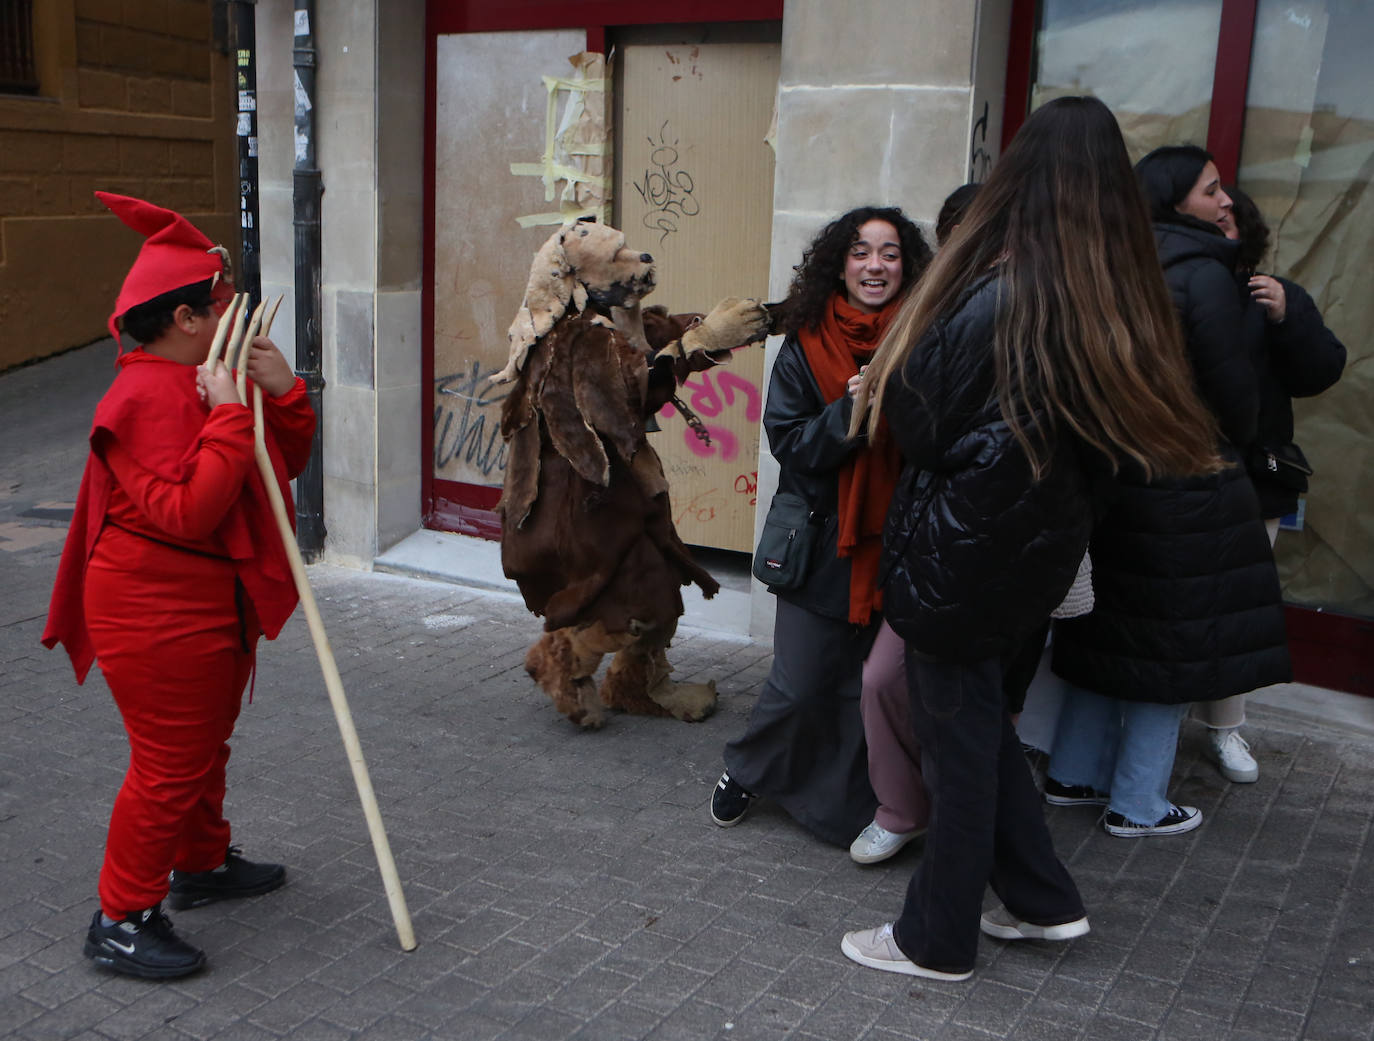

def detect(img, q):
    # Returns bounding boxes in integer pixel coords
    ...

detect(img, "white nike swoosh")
[103,937,136,955]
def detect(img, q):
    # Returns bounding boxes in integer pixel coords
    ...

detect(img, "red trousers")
[85,527,257,919]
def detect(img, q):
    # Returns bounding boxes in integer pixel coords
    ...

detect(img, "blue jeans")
[1048,684,1187,825]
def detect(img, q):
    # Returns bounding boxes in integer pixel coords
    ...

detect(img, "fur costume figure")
[494,218,769,728]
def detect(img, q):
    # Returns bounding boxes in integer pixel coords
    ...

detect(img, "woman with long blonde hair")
[840,96,1223,981]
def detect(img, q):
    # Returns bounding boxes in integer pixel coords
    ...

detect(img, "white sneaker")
[849,821,924,864]
[979,905,1090,941]
[840,923,972,981]
[1207,728,1259,783]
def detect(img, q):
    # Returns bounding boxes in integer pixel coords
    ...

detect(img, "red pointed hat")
[97,191,232,350]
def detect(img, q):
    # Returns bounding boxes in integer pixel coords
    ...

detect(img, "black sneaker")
[1103,804,1202,838]
[83,905,206,979]
[1043,777,1111,807]
[168,846,286,910]
[710,771,754,827]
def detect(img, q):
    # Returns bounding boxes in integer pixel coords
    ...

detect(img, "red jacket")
[42,350,316,681]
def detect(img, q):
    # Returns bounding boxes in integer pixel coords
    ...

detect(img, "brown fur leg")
[524,629,605,729]
[600,642,672,717]
[644,645,717,722]
[600,630,717,722]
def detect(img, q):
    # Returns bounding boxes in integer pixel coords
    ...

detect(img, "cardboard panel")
[432,30,586,488]
[616,33,780,552]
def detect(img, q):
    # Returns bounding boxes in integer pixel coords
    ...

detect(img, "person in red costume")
[43,192,316,979]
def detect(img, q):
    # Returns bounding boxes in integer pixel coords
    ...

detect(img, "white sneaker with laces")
[840,923,972,981]
[849,821,924,864]
[1207,728,1259,783]
[979,905,1090,941]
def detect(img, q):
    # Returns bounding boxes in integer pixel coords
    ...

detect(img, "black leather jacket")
[762,335,864,621]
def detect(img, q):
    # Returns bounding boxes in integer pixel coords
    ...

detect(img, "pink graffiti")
[658,369,762,460]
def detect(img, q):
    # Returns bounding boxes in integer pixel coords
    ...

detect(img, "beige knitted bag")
[1050,550,1094,619]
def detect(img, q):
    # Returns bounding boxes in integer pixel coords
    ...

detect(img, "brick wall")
[0,0,236,369]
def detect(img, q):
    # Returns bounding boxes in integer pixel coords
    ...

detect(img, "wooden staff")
[211,297,418,952]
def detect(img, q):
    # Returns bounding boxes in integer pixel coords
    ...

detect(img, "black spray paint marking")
[434,362,509,477]
[634,120,700,243]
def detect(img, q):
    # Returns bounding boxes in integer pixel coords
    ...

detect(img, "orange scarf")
[797,292,903,625]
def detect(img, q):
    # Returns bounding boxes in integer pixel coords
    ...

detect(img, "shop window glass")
[1030,0,1223,160]
[1237,0,1374,616]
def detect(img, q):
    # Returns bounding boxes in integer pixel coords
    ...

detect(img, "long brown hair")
[852,96,1222,481]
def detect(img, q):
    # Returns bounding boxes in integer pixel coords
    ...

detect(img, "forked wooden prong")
[205,293,244,369]
[261,294,284,337]
[217,295,250,379]
[235,300,268,402]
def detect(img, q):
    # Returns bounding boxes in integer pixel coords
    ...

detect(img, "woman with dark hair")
[935,182,980,247]
[1043,146,1289,829]
[840,96,1228,980]
[710,206,933,847]
[1181,186,1347,779]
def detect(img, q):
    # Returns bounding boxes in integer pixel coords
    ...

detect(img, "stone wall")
[0,0,235,369]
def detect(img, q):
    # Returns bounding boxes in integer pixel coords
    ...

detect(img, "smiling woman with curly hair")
[709,205,933,847]
[767,206,932,335]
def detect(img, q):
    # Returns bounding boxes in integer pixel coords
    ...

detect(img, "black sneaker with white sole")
[1103,803,1202,837]
[710,771,755,827]
[1043,777,1111,806]
[83,905,206,979]
[168,846,286,910]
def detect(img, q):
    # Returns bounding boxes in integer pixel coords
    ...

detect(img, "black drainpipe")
[229,0,261,304]
[293,0,326,560]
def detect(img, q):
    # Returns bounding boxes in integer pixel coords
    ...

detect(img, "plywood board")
[432,30,587,488]
[616,35,780,552]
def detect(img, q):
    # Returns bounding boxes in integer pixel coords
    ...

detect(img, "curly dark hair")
[1227,185,1270,275]
[769,206,932,334]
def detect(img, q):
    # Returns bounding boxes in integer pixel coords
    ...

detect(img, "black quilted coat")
[1246,276,1346,519]
[1051,219,1291,704]
[879,274,1093,662]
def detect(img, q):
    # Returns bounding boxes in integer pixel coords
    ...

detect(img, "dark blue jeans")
[893,647,1084,974]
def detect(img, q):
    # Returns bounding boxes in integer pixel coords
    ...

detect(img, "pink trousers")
[860,621,930,834]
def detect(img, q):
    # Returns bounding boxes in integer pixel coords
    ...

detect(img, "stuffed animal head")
[491,218,656,384]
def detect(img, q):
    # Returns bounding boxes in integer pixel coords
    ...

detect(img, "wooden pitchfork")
[208,293,417,952]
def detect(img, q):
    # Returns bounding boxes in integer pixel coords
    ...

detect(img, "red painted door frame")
[1001,0,1371,695]
[421,0,783,537]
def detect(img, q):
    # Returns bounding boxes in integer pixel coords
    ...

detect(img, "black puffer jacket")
[1051,220,1291,704]
[1246,276,1346,518]
[762,335,862,622]
[1152,219,1260,448]
[879,274,1093,662]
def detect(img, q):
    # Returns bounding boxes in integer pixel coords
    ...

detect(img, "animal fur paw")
[648,678,718,722]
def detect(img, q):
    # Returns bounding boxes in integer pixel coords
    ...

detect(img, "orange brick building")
[0,0,236,370]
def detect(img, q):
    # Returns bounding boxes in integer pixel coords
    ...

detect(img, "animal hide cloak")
[499,305,722,633]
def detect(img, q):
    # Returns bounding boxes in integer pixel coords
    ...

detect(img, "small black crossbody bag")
[751,492,824,591]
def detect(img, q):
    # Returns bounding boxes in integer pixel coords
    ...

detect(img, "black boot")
[168,846,287,910]
[83,905,206,979]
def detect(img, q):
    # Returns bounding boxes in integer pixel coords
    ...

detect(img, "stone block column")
[254,0,425,567]
[751,0,1012,636]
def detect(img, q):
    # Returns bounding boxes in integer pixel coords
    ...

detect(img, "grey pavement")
[1,342,1372,1041]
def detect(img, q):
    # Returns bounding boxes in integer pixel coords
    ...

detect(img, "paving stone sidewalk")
[1,344,1371,1041]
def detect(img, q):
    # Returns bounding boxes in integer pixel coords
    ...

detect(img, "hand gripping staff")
[209,295,418,952]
